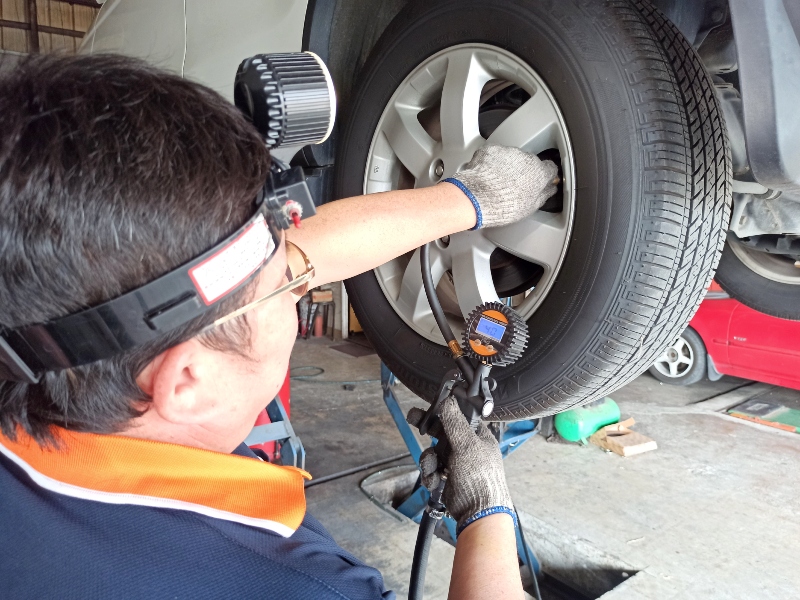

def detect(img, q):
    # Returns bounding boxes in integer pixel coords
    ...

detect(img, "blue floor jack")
[380,362,543,594]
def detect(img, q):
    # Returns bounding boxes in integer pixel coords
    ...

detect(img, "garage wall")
[0,0,98,56]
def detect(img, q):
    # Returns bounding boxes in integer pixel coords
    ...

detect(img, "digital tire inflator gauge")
[0,52,335,383]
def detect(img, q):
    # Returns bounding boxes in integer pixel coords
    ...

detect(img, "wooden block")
[589,418,657,457]
[311,289,334,303]
[349,305,362,333]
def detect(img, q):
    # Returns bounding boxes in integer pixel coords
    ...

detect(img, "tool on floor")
[728,397,800,434]
[390,242,540,600]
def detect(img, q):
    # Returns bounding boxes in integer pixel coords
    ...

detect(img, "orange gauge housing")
[462,303,528,367]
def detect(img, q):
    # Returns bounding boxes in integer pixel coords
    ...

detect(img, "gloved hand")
[443,143,558,230]
[407,396,515,535]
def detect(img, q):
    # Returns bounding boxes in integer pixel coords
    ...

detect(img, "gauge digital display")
[476,317,506,342]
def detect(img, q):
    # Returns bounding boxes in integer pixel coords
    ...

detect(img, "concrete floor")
[289,338,800,600]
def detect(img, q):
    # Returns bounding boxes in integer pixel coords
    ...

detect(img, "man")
[0,55,556,599]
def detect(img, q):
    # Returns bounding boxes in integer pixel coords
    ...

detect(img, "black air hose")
[420,243,474,382]
[408,511,437,600]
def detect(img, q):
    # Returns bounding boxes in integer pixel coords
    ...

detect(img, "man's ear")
[137,340,212,425]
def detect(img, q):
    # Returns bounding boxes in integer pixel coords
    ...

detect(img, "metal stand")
[244,397,306,469]
[380,363,540,575]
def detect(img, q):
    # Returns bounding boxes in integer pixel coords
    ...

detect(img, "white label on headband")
[189,214,275,305]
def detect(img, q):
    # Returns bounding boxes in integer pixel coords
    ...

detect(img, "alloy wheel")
[363,44,576,343]
[653,336,695,378]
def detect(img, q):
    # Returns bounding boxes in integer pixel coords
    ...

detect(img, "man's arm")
[450,514,523,600]
[287,182,475,287]
[286,144,558,287]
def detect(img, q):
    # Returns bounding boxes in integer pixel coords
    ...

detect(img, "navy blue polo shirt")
[0,431,394,600]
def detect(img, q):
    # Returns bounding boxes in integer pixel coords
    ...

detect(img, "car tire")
[334,0,731,419]
[648,327,707,385]
[715,235,800,321]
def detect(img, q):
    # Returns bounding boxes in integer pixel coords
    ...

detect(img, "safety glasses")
[211,241,315,328]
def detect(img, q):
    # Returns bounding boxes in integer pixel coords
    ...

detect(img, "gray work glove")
[407,396,515,534]
[443,143,558,230]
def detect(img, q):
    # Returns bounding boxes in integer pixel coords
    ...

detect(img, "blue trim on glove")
[442,177,482,230]
[457,506,518,537]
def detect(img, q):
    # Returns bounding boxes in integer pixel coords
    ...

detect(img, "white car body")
[80,0,308,160]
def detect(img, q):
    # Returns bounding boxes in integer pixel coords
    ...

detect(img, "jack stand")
[380,362,541,577]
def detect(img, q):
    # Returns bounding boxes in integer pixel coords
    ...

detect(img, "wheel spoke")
[449,234,499,319]
[484,211,569,274]
[653,358,670,376]
[440,49,486,163]
[669,361,679,377]
[486,90,560,153]
[672,337,686,353]
[383,105,436,181]
[655,352,671,364]
[678,355,693,365]
[395,247,447,330]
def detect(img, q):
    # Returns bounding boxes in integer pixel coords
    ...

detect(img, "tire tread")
[498,0,731,419]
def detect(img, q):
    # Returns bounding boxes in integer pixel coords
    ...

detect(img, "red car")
[649,283,800,391]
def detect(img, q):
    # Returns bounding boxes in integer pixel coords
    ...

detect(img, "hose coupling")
[447,340,465,359]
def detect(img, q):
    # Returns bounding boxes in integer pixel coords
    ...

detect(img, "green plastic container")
[554,397,621,443]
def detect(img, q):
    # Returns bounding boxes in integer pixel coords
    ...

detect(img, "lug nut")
[433,159,445,179]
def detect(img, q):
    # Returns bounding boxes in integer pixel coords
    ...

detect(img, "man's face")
[194,237,300,448]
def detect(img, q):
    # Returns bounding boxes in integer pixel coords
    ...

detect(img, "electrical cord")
[289,365,381,385]
[290,366,325,378]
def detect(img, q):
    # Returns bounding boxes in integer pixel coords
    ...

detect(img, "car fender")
[689,296,735,374]
[728,0,800,192]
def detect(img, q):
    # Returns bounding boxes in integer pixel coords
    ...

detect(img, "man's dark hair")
[0,54,271,444]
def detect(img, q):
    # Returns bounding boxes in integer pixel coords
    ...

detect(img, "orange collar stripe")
[0,428,311,537]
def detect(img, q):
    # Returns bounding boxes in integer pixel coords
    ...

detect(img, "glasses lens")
[210,242,314,328]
